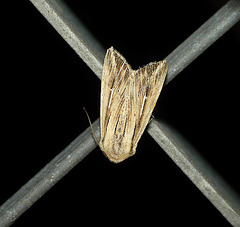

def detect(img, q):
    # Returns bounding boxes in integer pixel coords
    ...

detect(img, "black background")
[1,0,240,226]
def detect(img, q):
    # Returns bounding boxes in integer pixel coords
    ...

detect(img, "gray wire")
[165,0,240,84]
[0,119,100,227]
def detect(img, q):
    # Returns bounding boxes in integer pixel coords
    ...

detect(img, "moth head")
[99,141,136,163]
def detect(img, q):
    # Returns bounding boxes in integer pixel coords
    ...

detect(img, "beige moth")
[99,47,168,163]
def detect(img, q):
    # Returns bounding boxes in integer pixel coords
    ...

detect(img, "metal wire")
[0,120,100,227]
[28,0,105,79]
[148,119,240,226]
[165,0,240,84]
[0,0,240,226]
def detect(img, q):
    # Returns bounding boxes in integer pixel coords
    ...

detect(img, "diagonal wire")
[0,0,240,226]
[165,0,240,84]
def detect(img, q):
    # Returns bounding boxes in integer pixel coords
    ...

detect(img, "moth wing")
[100,47,132,140]
[132,60,168,150]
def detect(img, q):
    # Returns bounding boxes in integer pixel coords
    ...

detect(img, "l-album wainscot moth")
[87,47,168,163]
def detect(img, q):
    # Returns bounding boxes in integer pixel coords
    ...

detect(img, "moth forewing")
[99,47,168,163]
[132,61,168,151]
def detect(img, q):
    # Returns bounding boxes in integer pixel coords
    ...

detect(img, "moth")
[98,47,168,163]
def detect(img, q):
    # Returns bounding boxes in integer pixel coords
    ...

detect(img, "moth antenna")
[83,107,100,145]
